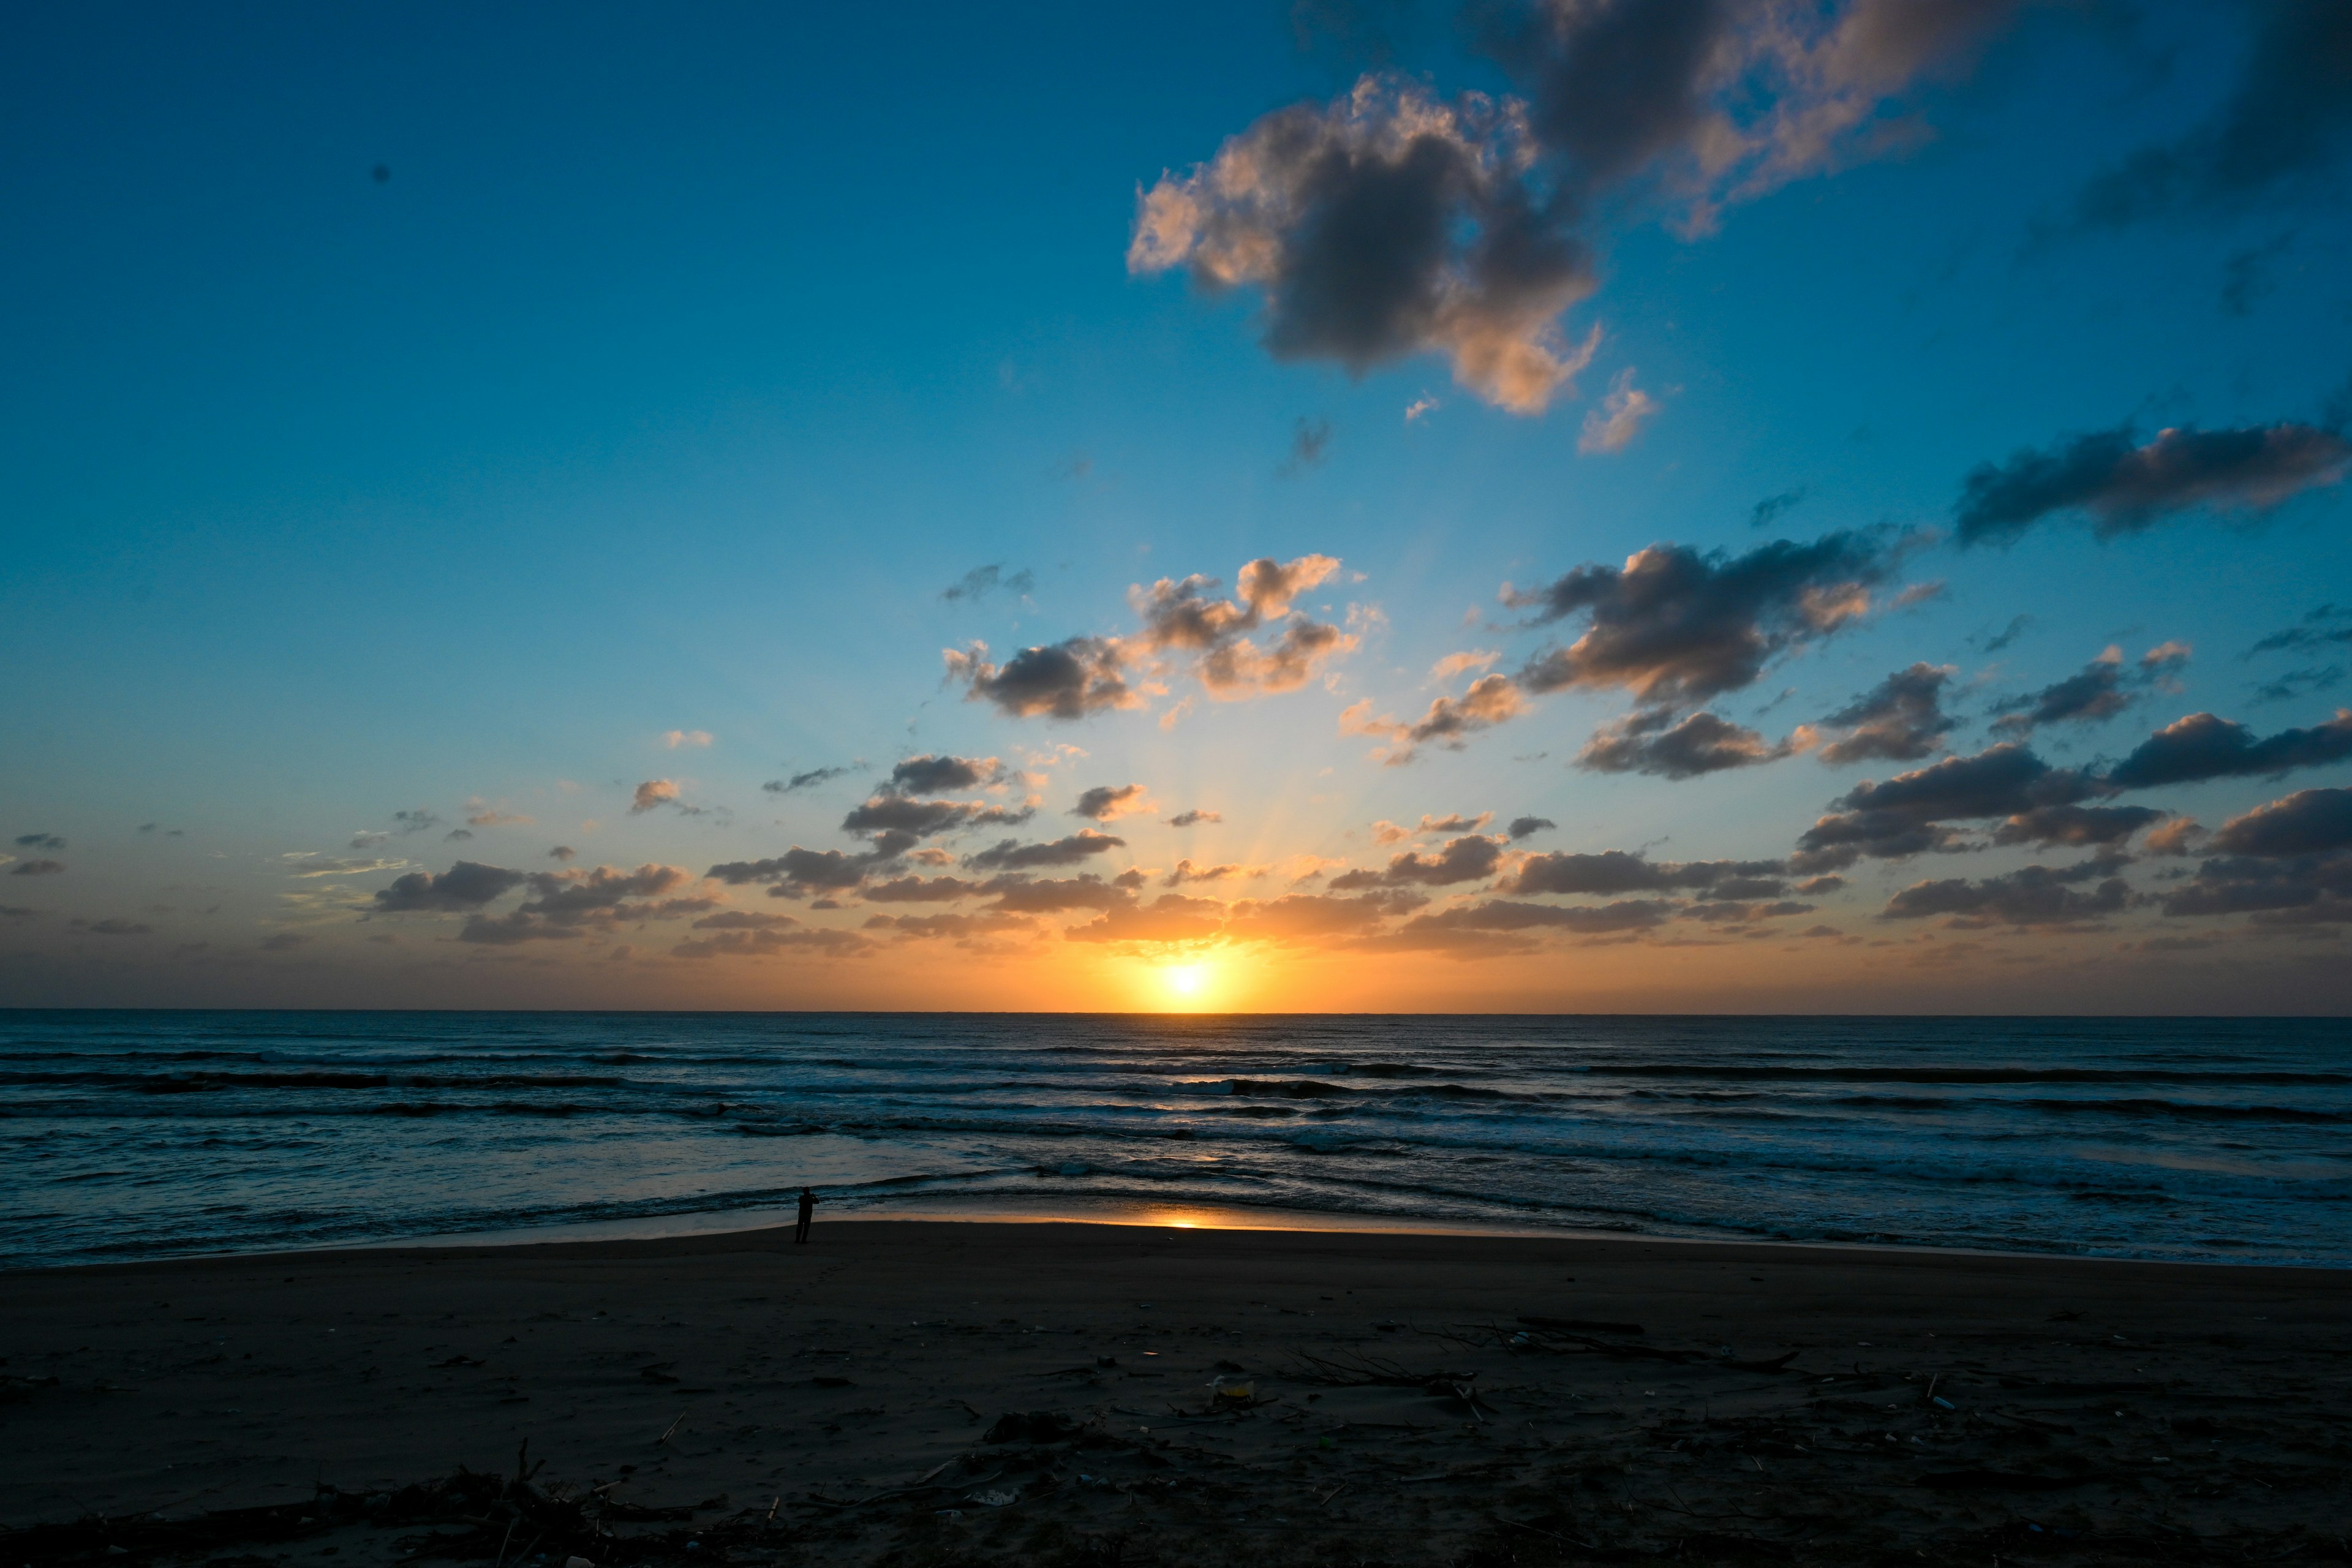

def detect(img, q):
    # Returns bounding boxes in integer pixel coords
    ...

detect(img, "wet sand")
[2,1219,2346,1565]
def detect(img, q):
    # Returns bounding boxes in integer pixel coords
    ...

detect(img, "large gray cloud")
[1131,1,2027,412]
[457,864,713,944]
[2071,0,2352,228]
[1512,532,1896,710]
[1953,421,2351,545]
[706,849,875,894]
[1501,850,1787,898]
[839,796,1032,839]
[2209,786,2352,858]
[372,861,529,913]
[1329,834,1504,889]
[1577,709,1791,777]
[944,637,1137,720]
[1816,662,1956,763]
[964,831,1127,872]
[1793,742,2101,870]
[1880,862,2130,926]
[2103,709,2352,790]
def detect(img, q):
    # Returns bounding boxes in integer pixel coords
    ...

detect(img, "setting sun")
[1160,963,1210,1000]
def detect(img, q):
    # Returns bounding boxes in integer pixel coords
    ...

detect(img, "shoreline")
[18,1193,2351,1277]
[5,1219,2347,1562]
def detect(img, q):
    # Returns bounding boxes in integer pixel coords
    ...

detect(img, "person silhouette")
[794,1186,820,1244]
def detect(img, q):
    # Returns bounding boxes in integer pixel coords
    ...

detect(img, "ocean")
[2,1011,2347,1270]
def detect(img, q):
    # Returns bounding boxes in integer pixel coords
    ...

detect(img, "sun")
[1161,963,1208,998]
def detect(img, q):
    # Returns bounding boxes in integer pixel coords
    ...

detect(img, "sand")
[2,1218,2347,1566]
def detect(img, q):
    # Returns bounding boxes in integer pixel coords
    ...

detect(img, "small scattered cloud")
[1330,834,1504,889]
[13,832,65,851]
[1991,643,2188,736]
[466,809,534,827]
[630,779,702,815]
[1577,368,1661,454]
[548,845,577,862]
[661,729,714,750]
[1280,416,1334,476]
[943,565,1037,603]
[1429,649,1499,682]
[766,766,854,795]
[9,859,66,876]
[1071,783,1157,821]
[1404,395,1439,423]
[391,809,442,836]
[70,916,154,937]
[1506,816,1555,840]
[1341,673,1525,765]
[888,755,1005,794]
[1750,488,1806,529]
[1166,809,1223,827]
[282,854,410,879]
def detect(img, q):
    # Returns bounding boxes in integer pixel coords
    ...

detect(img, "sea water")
[1,1011,2346,1268]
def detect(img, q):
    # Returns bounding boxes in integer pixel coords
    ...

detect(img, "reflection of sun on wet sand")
[2,1221,2343,1566]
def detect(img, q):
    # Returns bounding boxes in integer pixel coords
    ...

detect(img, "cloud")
[2220,232,2296,317]
[2070,1,2352,227]
[888,755,1005,794]
[1953,421,2352,545]
[1128,76,1600,414]
[2143,818,2207,858]
[2249,603,2352,658]
[10,859,66,876]
[466,809,534,827]
[444,829,474,842]
[1430,649,1499,681]
[981,875,1131,913]
[1816,663,1956,764]
[1281,416,1335,475]
[1166,809,1223,827]
[548,845,576,862]
[1131,6,2026,411]
[13,832,65,851]
[860,875,987,903]
[839,796,1033,839]
[2209,786,2352,858]
[260,932,310,952]
[1418,812,1493,834]
[673,924,872,959]
[1341,673,1526,763]
[1989,644,2195,735]
[283,854,410,879]
[1222,890,1429,943]
[944,637,1138,720]
[371,861,529,913]
[1577,709,1794,778]
[1071,783,1157,821]
[1980,614,2032,652]
[766,766,851,795]
[1329,833,1504,888]
[943,564,1036,603]
[661,729,714,749]
[1404,394,1440,422]
[630,780,683,814]
[1577,367,1661,453]
[965,831,1127,872]
[1063,894,1228,946]
[1511,532,1897,710]
[391,810,441,835]
[1793,742,2100,870]
[1990,805,2168,849]
[459,865,714,944]
[1750,488,1806,529]
[706,849,875,894]
[1507,815,1555,840]
[70,916,155,937]
[1502,850,1787,899]
[1881,864,2130,927]
[1163,859,1257,888]
[2103,709,2352,790]
[1132,555,1358,699]
[1376,898,1676,954]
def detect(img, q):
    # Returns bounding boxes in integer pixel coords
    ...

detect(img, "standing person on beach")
[794,1186,820,1243]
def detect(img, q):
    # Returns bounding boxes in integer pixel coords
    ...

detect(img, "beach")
[4,1219,2346,1566]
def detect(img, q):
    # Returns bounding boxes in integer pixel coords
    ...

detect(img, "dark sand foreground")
[3,1220,2347,1566]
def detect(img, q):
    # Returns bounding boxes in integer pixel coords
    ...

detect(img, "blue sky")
[4,0,2350,1011]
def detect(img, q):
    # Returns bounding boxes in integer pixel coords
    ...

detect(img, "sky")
[3,0,2351,1013]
